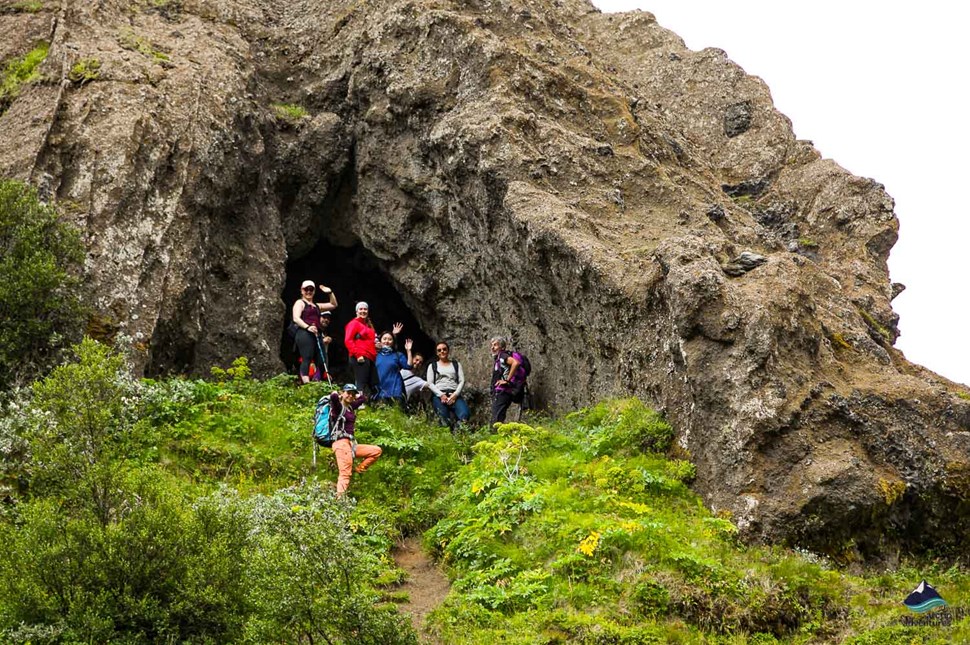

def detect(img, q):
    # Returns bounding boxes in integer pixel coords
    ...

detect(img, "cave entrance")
[281,239,435,382]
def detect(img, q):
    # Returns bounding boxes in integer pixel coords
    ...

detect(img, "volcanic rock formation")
[2,0,968,559]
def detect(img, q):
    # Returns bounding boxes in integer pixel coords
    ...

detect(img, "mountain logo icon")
[903,580,948,613]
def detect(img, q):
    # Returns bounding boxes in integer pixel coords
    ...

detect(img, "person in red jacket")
[344,301,379,394]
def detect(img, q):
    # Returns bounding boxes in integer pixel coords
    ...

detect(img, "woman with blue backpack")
[323,384,381,495]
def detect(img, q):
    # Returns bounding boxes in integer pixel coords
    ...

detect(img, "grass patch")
[67,58,101,84]
[118,29,171,64]
[0,41,49,115]
[271,102,309,123]
[4,1,44,13]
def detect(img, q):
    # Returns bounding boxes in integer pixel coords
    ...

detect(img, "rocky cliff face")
[2,0,968,559]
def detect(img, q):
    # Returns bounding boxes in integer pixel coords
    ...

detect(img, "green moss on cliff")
[6,1,44,13]
[67,58,101,84]
[118,30,171,64]
[0,41,49,115]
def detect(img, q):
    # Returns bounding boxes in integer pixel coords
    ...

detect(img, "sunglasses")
[302,286,314,292]
[436,347,449,353]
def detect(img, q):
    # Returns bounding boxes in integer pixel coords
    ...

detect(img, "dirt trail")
[392,537,451,643]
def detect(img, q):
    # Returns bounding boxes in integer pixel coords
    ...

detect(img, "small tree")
[0,179,85,389]
[28,338,150,525]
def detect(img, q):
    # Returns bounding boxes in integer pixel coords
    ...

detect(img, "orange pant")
[332,438,382,495]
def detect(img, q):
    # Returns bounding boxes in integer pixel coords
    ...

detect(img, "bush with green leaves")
[25,337,152,524]
[0,179,85,389]
[0,470,251,643]
[241,483,416,644]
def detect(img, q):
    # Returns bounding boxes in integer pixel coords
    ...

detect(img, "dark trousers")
[491,390,516,425]
[352,358,378,395]
[295,330,326,378]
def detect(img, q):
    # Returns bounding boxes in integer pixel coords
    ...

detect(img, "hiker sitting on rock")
[291,281,337,384]
[329,384,381,495]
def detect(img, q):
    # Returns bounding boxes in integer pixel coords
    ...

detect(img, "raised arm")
[316,285,337,313]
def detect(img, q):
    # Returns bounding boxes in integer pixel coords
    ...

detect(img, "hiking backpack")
[313,396,346,445]
[430,359,461,385]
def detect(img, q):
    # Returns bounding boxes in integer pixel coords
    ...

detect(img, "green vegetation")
[1,341,969,642]
[858,308,893,342]
[119,30,171,64]
[0,41,49,115]
[67,57,101,84]
[798,237,819,249]
[272,102,309,122]
[829,332,853,351]
[0,180,86,389]
[6,1,44,13]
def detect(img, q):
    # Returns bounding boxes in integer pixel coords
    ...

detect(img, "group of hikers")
[291,281,531,494]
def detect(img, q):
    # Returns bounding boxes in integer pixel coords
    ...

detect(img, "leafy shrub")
[581,399,675,456]
[67,57,101,84]
[26,338,153,522]
[0,471,251,643]
[0,180,85,389]
[241,483,416,644]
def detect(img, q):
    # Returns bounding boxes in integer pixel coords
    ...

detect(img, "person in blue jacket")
[374,324,413,406]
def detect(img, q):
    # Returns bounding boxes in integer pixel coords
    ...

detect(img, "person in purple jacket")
[328,384,381,495]
[490,336,526,425]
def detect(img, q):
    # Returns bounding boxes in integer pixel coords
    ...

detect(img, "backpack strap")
[432,360,459,385]
[331,402,349,440]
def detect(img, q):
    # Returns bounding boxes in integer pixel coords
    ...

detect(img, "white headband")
[356,301,369,311]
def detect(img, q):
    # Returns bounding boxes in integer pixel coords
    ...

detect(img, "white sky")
[594,0,970,386]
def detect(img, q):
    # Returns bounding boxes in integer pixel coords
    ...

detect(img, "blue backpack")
[313,396,346,448]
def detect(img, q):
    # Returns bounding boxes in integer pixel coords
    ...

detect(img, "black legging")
[295,329,327,378]
[352,358,379,395]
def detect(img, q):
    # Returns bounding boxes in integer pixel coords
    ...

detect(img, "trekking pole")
[315,333,333,386]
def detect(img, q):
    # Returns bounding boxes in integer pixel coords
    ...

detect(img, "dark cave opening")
[280,239,435,382]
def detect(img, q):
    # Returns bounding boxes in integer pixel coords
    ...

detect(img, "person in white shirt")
[426,341,470,430]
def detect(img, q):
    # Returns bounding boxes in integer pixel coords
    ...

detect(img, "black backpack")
[430,359,461,385]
